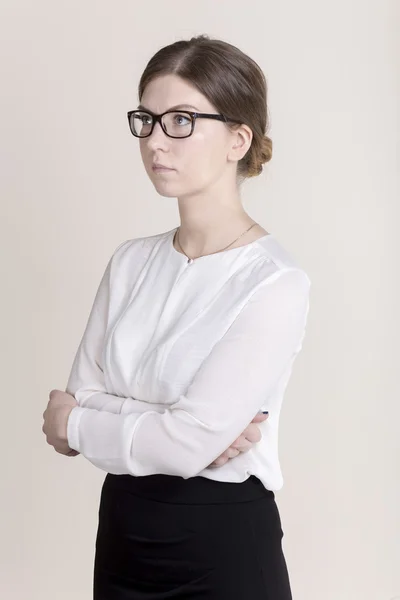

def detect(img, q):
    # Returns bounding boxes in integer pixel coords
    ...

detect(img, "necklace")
[175,222,259,264]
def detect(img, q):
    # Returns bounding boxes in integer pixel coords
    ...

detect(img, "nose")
[145,120,170,151]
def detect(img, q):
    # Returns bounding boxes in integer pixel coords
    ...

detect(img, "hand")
[208,411,269,468]
[42,389,80,456]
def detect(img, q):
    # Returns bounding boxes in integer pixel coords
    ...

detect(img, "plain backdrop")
[1,1,399,599]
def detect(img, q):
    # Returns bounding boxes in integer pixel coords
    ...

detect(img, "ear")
[227,124,253,163]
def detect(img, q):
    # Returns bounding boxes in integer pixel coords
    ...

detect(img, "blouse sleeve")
[65,242,165,417]
[66,267,311,478]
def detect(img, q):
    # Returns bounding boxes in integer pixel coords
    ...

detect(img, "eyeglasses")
[127,109,242,139]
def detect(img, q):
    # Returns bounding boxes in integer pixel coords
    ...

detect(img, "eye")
[141,114,152,125]
[173,113,191,126]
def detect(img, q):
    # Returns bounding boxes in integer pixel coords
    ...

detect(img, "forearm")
[76,391,166,416]
[66,405,218,478]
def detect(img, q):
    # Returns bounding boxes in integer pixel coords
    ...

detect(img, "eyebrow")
[137,103,200,112]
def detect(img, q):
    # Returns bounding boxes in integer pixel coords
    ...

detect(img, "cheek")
[180,133,223,177]
[139,142,150,167]
[180,137,204,173]
[139,145,159,181]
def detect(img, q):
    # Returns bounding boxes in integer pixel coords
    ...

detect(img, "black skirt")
[93,473,292,599]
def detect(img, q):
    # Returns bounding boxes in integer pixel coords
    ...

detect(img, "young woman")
[43,34,311,599]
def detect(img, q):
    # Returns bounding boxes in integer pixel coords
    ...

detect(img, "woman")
[43,35,311,599]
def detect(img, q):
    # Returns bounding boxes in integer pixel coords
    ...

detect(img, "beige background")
[1,1,399,599]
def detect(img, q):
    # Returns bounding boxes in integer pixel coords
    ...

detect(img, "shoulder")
[252,233,311,290]
[109,228,174,263]
[254,233,306,272]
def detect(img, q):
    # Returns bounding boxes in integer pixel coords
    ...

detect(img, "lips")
[153,164,173,170]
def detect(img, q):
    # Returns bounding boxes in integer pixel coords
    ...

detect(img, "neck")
[175,183,256,256]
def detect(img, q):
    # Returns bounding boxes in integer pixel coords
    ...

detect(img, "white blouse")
[65,226,311,491]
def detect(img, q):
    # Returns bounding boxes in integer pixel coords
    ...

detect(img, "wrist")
[60,405,75,443]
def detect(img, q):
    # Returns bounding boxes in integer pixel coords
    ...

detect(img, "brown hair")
[138,34,273,179]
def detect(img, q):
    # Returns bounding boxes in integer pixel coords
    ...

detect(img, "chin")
[151,180,180,197]
[155,189,178,198]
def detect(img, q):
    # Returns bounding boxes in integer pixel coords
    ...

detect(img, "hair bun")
[243,135,273,178]
[260,135,273,164]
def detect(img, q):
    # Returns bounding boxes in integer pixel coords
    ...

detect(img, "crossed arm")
[65,253,311,479]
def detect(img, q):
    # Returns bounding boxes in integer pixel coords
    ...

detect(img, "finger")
[54,445,73,455]
[224,447,240,459]
[230,433,253,449]
[243,423,262,443]
[251,412,269,423]
[210,456,229,467]
[231,438,253,451]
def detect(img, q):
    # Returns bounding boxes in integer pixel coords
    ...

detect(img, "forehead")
[139,74,215,113]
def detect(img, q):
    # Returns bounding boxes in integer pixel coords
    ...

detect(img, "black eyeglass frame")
[127,109,243,139]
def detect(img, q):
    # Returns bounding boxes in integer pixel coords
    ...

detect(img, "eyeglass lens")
[130,111,193,138]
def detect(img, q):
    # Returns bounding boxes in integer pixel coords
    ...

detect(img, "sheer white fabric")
[65,230,311,488]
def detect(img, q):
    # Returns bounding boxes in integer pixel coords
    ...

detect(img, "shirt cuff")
[67,406,88,452]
